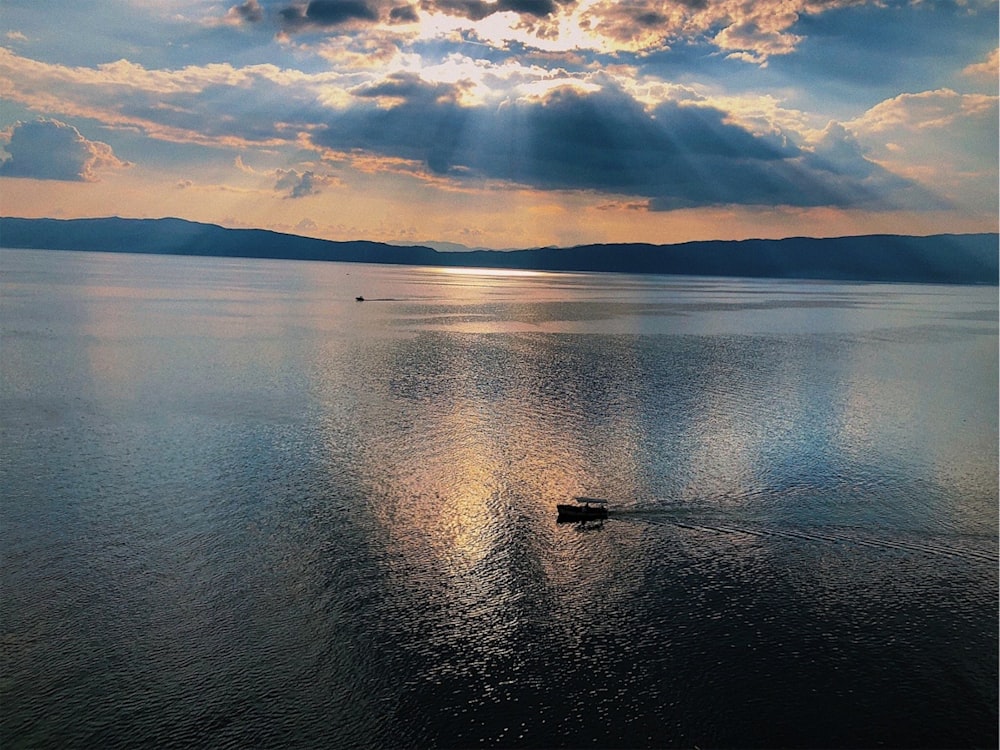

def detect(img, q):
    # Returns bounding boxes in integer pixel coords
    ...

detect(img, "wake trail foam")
[617,513,998,563]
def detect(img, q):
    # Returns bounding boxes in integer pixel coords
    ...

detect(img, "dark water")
[2,249,997,749]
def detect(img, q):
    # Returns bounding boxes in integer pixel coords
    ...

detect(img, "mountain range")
[1,216,996,285]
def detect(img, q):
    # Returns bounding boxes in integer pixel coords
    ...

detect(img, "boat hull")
[556,504,608,521]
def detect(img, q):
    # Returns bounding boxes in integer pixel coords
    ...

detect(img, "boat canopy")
[574,497,608,504]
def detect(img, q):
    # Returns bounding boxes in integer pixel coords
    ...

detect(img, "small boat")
[556,497,609,522]
[355,295,365,301]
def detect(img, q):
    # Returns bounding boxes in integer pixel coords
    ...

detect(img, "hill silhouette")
[1,216,996,284]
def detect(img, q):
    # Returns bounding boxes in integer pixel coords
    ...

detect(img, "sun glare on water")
[436,266,552,278]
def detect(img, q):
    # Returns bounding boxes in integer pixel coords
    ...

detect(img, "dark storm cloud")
[634,12,667,26]
[312,80,924,209]
[389,3,419,21]
[498,0,559,18]
[0,119,128,181]
[307,0,379,23]
[269,0,558,28]
[280,0,379,27]
[422,0,563,21]
[426,0,495,21]
[352,71,464,103]
[326,76,474,172]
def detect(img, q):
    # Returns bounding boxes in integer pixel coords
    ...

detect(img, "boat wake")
[613,511,998,563]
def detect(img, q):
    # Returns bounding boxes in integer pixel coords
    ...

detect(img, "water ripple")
[2,254,996,749]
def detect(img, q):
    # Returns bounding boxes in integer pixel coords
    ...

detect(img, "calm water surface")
[2,249,997,748]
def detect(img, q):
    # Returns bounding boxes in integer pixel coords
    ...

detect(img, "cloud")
[808,122,875,178]
[596,200,650,212]
[235,155,258,174]
[230,0,564,32]
[389,4,419,22]
[0,48,349,149]
[274,167,341,196]
[225,0,265,24]
[312,79,918,209]
[351,70,469,103]
[0,36,964,212]
[214,0,875,61]
[577,0,841,58]
[280,0,381,28]
[850,89,998,133]
[846,89,998,209]
[0,119,130,181]
[962,48,999,81]
[426,1,493,22]
[275,168,319,196]
[713,21,802,65]
[427,0,564,22]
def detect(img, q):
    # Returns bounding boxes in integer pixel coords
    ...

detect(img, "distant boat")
[355,295,365,301]
[557,497,609,522]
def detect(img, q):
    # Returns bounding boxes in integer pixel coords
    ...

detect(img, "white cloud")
[0,47,353,148]
[848,89,999,210]
[576,0,866,61]
[962,48,998,82]
[850,89,998,133]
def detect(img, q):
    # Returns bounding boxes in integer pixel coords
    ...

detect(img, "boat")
[355,295,365,301]
[556,497,609,522]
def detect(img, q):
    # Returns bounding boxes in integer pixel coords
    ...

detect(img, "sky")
[0,0,997,249]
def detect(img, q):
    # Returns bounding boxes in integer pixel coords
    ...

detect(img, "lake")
[1,248,997,748]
